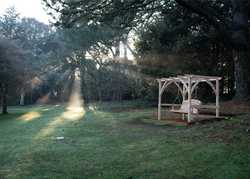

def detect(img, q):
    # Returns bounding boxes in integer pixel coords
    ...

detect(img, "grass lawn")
[0,101,250,178]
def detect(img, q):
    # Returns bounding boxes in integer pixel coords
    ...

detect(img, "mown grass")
[0,102,250,179]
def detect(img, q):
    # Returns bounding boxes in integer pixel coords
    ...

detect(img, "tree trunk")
[2,83,8,114]
[123,39,128,60]
[231,0,250,100]
[227,50,235,98]
[114,40,120,59]
[233,50,250,99]
[20,88,25,106]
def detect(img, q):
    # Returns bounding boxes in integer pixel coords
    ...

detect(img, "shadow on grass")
[0,112,26,121]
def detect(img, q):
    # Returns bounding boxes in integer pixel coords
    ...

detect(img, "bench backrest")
[180,99,202,114]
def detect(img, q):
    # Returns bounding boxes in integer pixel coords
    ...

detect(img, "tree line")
[43,0,250,100]
[1,0,250,113]
[0,7,151,114]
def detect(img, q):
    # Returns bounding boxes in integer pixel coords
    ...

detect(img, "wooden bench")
[170,99,202,120]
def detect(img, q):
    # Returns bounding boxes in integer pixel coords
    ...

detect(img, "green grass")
[0,102,250,179]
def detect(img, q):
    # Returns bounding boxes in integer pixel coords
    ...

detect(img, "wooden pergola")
[157,74,222,123]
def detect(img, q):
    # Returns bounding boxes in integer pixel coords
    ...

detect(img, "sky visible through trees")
[0,0,51,24]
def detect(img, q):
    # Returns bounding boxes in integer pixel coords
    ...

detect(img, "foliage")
[80,60,148,102]
[48,19,152,103]
[0,39,27,113]
[0,39,26,84]
[0,7,72,106]
[44,0,250,99]
[135,6,235,98]
[0,7,152,106]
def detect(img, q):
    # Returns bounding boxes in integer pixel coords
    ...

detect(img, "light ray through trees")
[36,68,85,138]
[62,68,85,120]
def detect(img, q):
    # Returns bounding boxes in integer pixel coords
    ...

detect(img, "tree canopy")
[1,1,250,114]
[43,0,250,99]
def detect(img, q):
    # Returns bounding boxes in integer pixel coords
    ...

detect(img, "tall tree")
[0,39,26,114]
[135,4,235,97]
[0,6,20,39]
[0,7,67,106]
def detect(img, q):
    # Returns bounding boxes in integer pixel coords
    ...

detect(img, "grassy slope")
[0,102,249,179]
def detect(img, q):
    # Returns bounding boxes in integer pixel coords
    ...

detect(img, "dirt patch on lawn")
[108,108,149,113]
[207,131,236,144]
[220,101,250,115]
[126,115,190,130]
[206,115,250,144]
[128,117,161,126]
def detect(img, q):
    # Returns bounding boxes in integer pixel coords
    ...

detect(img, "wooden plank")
[161,104,181,107]
[158,80,162,120]
[184,74,222,80]
[192,105,218,109]
[187,76,191,123]
[171,110,188,114]
[216,79,219,117]
[192,114,225,120]
[170,111,225,119]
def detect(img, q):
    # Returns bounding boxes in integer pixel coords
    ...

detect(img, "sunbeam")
[62,68,85,120]
[19,111,41,122]
[36,68,85,138]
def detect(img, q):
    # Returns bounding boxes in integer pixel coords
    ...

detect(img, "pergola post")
[158,80,162,120]
[187,76,192,123]
[182,83,186,101]
[181,84,185,120]
[216,79,219,117]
